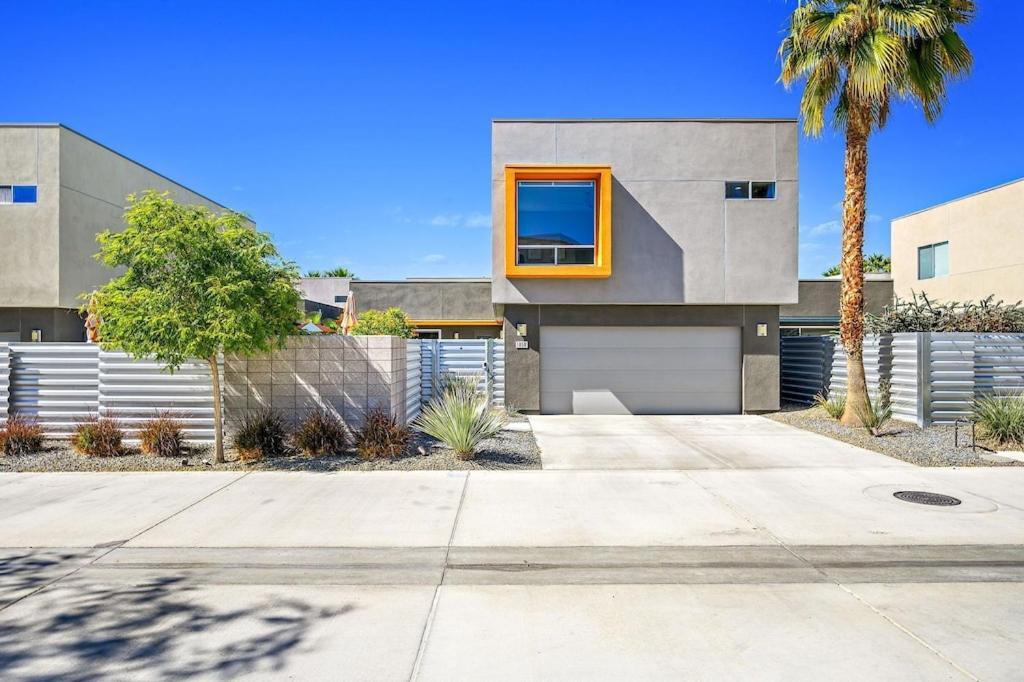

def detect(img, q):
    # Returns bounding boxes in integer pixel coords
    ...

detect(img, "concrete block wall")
[223,335,408,432]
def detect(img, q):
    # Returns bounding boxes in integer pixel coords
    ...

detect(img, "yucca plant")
[436,373,481,402]
[814,391,847,420]
[852,378,892,436]
[973,394,1024,446]
[415,389,507,461]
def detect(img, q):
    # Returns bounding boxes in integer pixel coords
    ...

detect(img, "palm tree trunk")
[839,105,870,426]
[208,356,225,463]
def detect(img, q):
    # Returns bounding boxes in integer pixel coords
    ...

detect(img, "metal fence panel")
[98,351,221,442]
[405,340,422,422]
[779,336,833,404]
[416,339,505,407]
[0,344,9,427]
[9,343,100,437]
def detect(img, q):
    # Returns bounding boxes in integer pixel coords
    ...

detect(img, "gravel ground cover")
[768,403,1022,467]
[0,421,541,473]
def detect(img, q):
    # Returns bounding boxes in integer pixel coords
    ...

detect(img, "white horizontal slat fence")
[414,339,505,408]
[0,344,10,427]
[8,343,100,437]
[98,351,222,442]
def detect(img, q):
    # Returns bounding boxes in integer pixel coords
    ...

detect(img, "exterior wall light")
[756,323,768,337]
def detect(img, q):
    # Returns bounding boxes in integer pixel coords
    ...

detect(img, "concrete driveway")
[530,414,908,469]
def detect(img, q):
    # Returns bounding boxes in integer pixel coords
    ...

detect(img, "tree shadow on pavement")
[0,566,349,680]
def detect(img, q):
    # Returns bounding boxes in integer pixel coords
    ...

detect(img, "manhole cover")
[893,490,962,506]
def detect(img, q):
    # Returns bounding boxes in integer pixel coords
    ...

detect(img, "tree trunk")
[208,356,225,463]
[839,105,870,426]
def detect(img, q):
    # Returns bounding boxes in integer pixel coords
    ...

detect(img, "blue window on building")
[516,180,596,265]
[12,186,37,203]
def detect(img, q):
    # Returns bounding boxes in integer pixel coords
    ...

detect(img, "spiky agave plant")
[415,390,507,461]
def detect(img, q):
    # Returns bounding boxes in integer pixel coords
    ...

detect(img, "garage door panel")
[542,347,740,372]
[543,326,741,350]
[541,390,740,415]
[541,369,738,392]
[539,326,741,415]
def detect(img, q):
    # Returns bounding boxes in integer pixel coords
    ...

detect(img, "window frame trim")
[504,165,612,279]
[917,240,949,280]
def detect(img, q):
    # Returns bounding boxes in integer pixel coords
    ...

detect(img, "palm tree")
[780,0,973,425]
[304,266,355,278]
[822,252,891,276]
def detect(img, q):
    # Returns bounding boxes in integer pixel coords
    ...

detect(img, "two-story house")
[0,124,236,342]
[492,119,798,415]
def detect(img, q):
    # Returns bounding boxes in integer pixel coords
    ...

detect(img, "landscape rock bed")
[0,421,541,472]
[768,403,1021,467]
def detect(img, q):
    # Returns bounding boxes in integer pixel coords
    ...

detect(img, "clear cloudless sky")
[7,0,1023,279]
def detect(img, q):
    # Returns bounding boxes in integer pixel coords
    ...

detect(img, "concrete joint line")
[679,470,980,681]
[0,471,252,616]
[408,471,471,681]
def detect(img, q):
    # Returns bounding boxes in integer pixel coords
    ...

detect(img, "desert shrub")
[866,293,1024,334]
[415,388,507,461]
[350,307,414,338]
[232,409,290,461]
[852,379,892,436]
[139,415,186,458]
[354,409,411,459]
[814,391,847,420]
[72,417,125,457]
[0,415,45,455]
[973,394,1024,446]
[437,373,482,402]
[293,408,348,455]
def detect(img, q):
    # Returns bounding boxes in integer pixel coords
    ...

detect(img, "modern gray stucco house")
[492,119,799,414]
[0,124,235,342]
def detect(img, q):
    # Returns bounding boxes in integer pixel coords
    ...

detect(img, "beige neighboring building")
[891,177,1024,303]
[0,124,236,341]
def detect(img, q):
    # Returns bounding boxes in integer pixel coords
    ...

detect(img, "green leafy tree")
[781,0,973,425]
[87,191,301,462]
[822,252,891,276]
[305,266,355,278]
[350,307,414,338]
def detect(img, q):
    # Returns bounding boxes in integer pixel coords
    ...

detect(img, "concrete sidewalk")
[0,468,1022,680]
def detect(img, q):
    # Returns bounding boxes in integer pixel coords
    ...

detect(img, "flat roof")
[493,117,797,123]
[892,176,1024,222]
[0,123,235,212]
[352,278,491,284]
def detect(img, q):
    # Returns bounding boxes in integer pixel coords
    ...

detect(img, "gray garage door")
[540,326,742,415]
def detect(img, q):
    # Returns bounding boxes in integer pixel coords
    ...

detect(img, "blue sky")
[8,0,1023,279]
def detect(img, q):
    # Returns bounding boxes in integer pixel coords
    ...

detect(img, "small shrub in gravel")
[354,409,410,460]
[0,416,45,455]
[852,379,892,436]
[232,409,290,461]
[293,408,348,456]
[814,391,846,420]
[72,417,125,457]
[139,415,186,457]
[415,389,506,461]
[974,394,1024,446]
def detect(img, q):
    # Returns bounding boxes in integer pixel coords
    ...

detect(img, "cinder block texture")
[224,336,408,432]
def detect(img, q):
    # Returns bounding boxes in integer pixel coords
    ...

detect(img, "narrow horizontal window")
[12,185,37,203]
[555,247,595,265]
[725,181,749,199]
[518,246,556,265]
[751,181,776,199]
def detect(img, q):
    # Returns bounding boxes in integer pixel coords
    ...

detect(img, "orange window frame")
[504,165,612,278]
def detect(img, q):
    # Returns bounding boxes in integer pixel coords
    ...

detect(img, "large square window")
[918,241,949,279]
[504,166,611,278]
[516,180,595,266]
